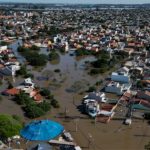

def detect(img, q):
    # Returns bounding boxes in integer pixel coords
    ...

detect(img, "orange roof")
[145,91,150,96]
[34,94,43,103]
[141,80,150,84]
[5,88,20,95]
[128,42,135,47]
[0,64,4,69]
[124,92,132,98]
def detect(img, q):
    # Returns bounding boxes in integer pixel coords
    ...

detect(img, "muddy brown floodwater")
[0,41,149,150]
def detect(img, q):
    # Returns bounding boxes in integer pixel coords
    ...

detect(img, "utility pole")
[74,118,79,132]
[87,133,93,149]
[64,107,69,118]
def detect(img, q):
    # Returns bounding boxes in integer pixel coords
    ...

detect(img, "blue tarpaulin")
[20,120,64,141]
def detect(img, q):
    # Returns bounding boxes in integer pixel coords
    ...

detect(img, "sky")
[0,0,150,4]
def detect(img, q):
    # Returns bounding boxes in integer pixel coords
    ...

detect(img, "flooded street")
[0,40,149,150]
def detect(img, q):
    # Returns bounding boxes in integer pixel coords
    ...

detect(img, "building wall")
[105,86,122,95]
[138,94,150,101]
[111,74,130,83]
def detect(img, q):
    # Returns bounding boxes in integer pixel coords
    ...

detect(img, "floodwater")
[0,41,149,150]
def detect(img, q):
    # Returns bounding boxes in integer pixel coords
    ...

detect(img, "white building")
[111,67,130,83]
[105,81,131,95]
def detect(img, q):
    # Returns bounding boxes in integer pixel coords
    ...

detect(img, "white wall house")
[0,46,7,53]
[111,67,130,83]
[0,64,20,76]
[105,81,131,95]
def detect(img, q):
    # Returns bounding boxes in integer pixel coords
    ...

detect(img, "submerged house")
[0,64,20,76]
[83,92,107,103]
[2,78,43,103]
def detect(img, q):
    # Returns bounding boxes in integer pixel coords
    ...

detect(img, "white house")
[0,46,7,53]
[83,92,107,103]
[111,67,130,83]
[0,64,20,76]
[105,81,131,95]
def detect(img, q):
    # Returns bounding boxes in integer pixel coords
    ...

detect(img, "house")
[105,81,131,95]
[137,91,150,102]
[23,78,35,88]
[111,67,130,83]
[2,78,43,103]
[0,64,20,76]
[83,92,107,103]
[2,88,20,96]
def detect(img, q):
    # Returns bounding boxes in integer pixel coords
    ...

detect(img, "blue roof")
[20,120,64,141]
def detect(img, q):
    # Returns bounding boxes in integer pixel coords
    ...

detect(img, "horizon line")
[0,2,150,5]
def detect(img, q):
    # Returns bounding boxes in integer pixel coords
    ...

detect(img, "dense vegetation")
[145,142,150,150]
[18,46,47,66]
[0,114,23,139]
[75,48,95,56]
[14,89,59,119]
[90,50,128,75]
[49,50,60,61]
[16,65,34,78]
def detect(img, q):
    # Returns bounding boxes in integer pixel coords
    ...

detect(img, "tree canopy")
[0,114,23,139]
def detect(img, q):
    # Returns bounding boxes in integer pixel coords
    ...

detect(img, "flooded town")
[0,1,150,150]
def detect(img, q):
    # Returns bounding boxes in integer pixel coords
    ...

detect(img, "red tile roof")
[5,88,20,95]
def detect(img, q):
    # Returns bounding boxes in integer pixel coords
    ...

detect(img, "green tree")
[31,45,40,51]
[14,91,33,105]
[145,142,150,150]
[2,54,9,61]
[16,65,27,76]
[49,50,59,61]
[40,88,51,97]
[87,86,96,92]
[0,114,23,139]
[24,104,45,118]
[51,99,60,108]
[37,101,51,112]
[7,81,13,89]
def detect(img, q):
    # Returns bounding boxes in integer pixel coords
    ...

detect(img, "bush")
[24,73,34,79]
[7,81,13,89]
[145,142,150,150]
[144,113,150,120]
[95,80,103,86]
[87,86,96,92]
[92,58,108,68]
[40,88,51,97]
[14,92,33,105]
[24,104,45,118]
[0,114,23,139]
[18,46,29,52]
[54,69,61,73]
[31,45,40,51]
[76,49,93,56]
[37,101,51,112]
[51,99,60,108]
[90,69,101,75]
[16,65,27,76]
[49,50,59,61]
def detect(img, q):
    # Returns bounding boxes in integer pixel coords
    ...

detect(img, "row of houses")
[0,45,20,77]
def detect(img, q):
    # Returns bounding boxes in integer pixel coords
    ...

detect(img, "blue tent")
[20,120,64,141]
